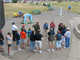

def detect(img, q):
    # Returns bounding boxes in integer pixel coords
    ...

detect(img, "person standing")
[6,32,12,56]
[55,31,62,50]
[21,24,27,34]
[64,27,71,48]
[33,21,40,33]
[47,28,55,52]
[43,21,48,36]
[61,25,66,45]
[0,29,4,52]
[68,5,71,12]
[12,22,18,41]
[34,30,42,54]
[15,30,21,51]
[58,22,63,33]
[30,30,35,51]
[20,28,26,49]
[27,28,32,46]
[50,21,55,31]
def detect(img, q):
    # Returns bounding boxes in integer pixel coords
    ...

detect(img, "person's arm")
[14,25,18,30]
[43,24,45,29]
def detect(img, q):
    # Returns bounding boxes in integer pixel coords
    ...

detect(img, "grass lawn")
[4,3,48,18]
[40,1,80,14]
[4,1,80,18]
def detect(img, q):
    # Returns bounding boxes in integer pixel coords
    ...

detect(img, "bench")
[49,7,53,10]
[33,10,41,15]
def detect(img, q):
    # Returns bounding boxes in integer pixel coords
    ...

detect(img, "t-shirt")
[6,36,12,43]
[20,31,26,39]
[34,33,42,41]
[65,31,71,37]
[0,33,4,41]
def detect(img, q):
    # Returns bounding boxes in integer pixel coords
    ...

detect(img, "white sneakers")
[47,49,51,52]
[39,51,42,54]
[47,49,54,52]
[34,50,42,54]
[18,48,21,51]
[52,49,54,52]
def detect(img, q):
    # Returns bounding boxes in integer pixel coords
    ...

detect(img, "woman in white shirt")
[6,32,12,56]
[64,27,71,48]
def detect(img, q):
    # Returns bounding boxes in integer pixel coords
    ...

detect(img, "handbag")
[45,26,48,30]
[7,41,11,45]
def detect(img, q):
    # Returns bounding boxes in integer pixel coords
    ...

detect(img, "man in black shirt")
[0,29,4,52]
[34,30,42,54]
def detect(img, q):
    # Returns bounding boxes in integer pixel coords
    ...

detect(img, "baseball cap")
[12,22,15,24]
[22,24,25,27]
[37,21,39,22]
[50,28,53,31]
[66,27,70,30]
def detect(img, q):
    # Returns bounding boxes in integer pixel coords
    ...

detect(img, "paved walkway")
[0,7,80,60]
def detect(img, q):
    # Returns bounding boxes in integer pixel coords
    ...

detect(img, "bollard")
[60,7,62,16]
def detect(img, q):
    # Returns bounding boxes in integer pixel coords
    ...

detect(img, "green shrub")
[12,0,18,3]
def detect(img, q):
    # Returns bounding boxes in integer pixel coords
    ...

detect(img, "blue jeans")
[56,40,61,48]
[65,37,70,48]
[30,41,35,50]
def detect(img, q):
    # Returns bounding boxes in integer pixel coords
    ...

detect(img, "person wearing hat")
[33,21,40,33]
[12,22,18,41]
[58,22,63,33]
[21,24,27,34]
[34,30,42,54]
[47,28,55,52]
[0,29,4,52]
[64,27,71,48]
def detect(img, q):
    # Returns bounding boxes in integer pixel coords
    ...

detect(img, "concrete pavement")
[0,7,80,60]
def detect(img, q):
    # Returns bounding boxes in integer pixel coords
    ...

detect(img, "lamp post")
[0,0,5,30]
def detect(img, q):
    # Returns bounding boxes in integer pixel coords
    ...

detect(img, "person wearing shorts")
[34,30,42,54]
[0,29,4,52]
[47,28,55,52]
[15,30,21,51]
[20,28,26,49]
[6,32,12,56]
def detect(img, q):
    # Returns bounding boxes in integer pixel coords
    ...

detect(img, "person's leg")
[35,40,37,53]
[68,37,70,48]
[39,41,42,53]
[39,41,42,51]
[12,31,16,41]
[8,46,9,55]
[52,41,54,49]
[56,40,58,50]
[59,40,61,50]
[0,41,4,51]
[27,37,30,46]
[30,41,32,50]
[65,37,68,48]
[63,36,65,44]
[21,39,24,48]
[33,41,35,50]
[49,41,51,49]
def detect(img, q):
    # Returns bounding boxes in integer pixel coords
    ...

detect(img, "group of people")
[0,20,71,56]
